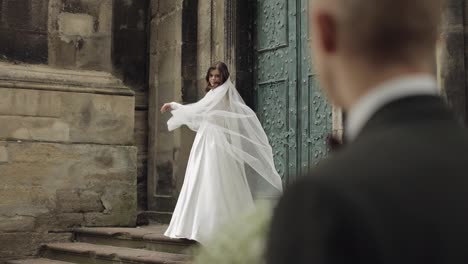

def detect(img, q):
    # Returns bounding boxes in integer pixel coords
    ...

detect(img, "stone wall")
[48,0,113,71]
[197,0,213,98]
[148,0,193,212]
[0,0,150,213]
[438,0,467,124]
[112,0,151,212]
[0,63,137,262]
[0,0,49,63]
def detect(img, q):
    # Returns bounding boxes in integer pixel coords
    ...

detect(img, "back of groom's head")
[310,0,444,64]
[309,0,445,108]
[348,0,442,64]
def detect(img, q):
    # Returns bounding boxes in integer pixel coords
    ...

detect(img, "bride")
[160,62,283,245]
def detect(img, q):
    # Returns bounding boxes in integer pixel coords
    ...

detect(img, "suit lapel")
[353,95,455,143]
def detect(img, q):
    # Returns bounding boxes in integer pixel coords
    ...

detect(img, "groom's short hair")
[332,0,445,64]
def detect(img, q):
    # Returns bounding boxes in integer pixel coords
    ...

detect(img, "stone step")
[74,226,196,254]
[6,258,75,264]
[41,242,192,264]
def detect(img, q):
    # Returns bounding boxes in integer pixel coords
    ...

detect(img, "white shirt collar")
[345,74,439,141]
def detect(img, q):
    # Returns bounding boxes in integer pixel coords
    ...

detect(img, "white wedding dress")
[164,79,283,245]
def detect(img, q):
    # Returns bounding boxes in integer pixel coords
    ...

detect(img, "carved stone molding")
[0,62,133,96]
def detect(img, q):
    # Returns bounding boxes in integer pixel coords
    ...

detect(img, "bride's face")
[209,69,222,88]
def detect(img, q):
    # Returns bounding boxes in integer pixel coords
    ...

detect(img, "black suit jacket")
[266,96,468,264]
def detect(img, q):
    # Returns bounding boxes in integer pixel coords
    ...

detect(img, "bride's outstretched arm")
[161,102,183,113]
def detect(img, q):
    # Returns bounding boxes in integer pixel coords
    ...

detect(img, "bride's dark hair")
[205,61,230,92]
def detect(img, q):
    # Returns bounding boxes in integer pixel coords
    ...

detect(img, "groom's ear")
[314,12,337,54]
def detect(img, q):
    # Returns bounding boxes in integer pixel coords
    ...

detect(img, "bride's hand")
[160,103,172,113]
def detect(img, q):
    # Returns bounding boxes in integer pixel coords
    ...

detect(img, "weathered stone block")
[48,33,77,68]
[0,89,61,118]
[0,216,36,232]
[56,189,105,213]
[48,0,115,71]
[62,92,134,145]
[197,48,212,78]
[98,0,113,33]
[0,232,72,260]
[43,232,74,244]
[150,0,159,18]
[158,49,180,83]
[0,204,49,219]
[36,213,85,230]
[0,62,126,89]
[30,0,49,31]
[0,233,41,259]
[151,10,182,54]
[197,0,212,44]
[76,36,112,71]
[157,81,177,108]
[158,0,183,18]
[135,110,148,152]
[0,145,8,163]
[0,142,137,229]
[0,88,134,145]
[58,13,95,41]
[0,116,70,142]
[84,183,137,226]
[157,132,175,153]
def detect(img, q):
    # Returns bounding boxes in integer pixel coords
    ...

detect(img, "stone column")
[197,0,227,94]
[148,0,195,218]
[197,0,213,98]
[212,0,226,63]
[438,0,466,124]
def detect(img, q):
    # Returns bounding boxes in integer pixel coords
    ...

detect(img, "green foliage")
[194,202,274,264]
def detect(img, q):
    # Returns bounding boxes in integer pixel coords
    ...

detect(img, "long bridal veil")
[167,78,283,199]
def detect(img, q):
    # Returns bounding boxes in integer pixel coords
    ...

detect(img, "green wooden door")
[255,0,332,185]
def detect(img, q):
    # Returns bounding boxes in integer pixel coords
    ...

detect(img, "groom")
[266,0,468,263]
